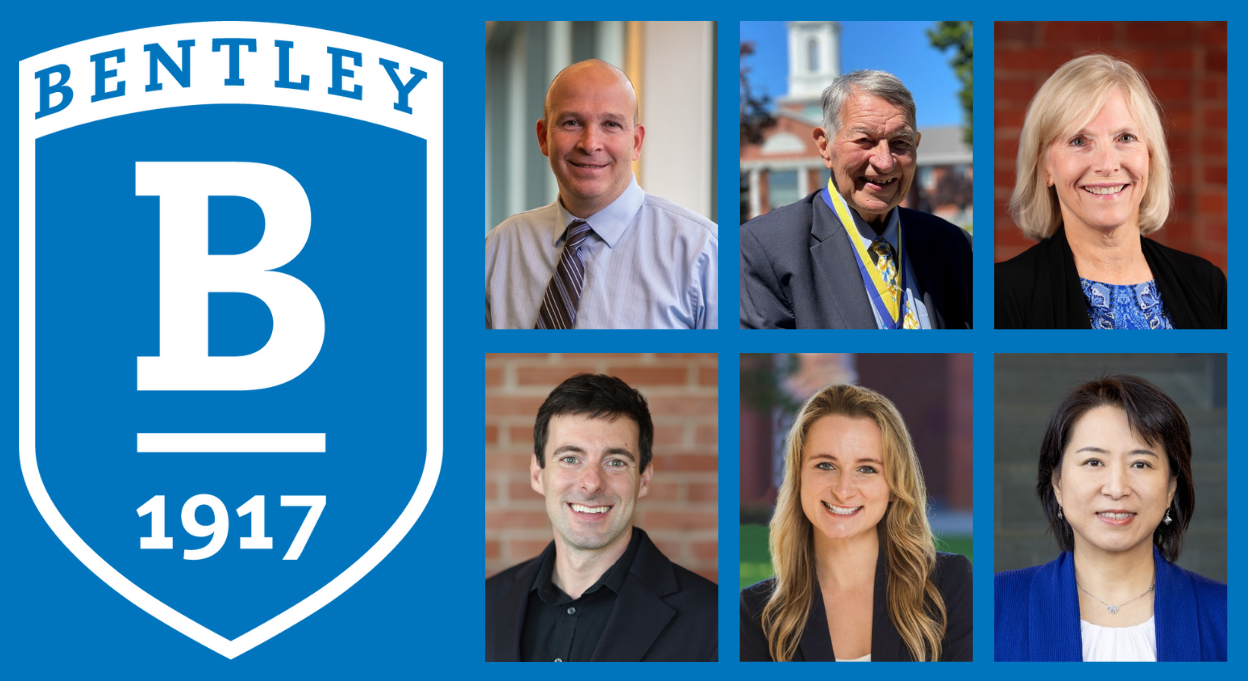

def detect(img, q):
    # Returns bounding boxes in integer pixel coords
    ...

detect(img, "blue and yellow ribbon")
[821,179,906,327]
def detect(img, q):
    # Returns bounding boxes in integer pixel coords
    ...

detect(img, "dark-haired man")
[485,374,718,661]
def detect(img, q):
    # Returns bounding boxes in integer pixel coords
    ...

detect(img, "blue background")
[2,2,1241,679]
[35,104,426,640]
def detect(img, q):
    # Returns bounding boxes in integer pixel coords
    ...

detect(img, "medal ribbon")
[821,179,905,328]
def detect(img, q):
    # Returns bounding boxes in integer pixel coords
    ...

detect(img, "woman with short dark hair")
[995,375,1226,661]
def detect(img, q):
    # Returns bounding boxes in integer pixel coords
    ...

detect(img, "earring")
[1163,508,1172,525]
[1058,506,1064,520]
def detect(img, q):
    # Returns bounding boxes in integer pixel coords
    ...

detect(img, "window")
[769,170,799,209]
[807,38,819,73]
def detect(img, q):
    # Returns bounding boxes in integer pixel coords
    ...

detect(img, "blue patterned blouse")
[1080,278,1174,330]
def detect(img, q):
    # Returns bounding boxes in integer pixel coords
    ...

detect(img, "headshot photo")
[484,21,718,329]
[484,353,718,661]
[994,22,1227,329]
[738,353,973,661]
[739,21,973,329]
[994,354,1227,661]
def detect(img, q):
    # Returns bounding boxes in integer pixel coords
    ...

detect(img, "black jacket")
[485,529,718,661]
[994,226,1227,329]
[740,191,973,329]
[740,551,972,661]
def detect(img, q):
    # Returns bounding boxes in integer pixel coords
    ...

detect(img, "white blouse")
[1080,616,1157,661]
[836,654,871,662]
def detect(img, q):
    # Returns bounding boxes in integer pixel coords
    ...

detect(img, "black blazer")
[994,226,1227,329]
[740,551,973,661]
[740,191,973,329]
[485,529,718,661]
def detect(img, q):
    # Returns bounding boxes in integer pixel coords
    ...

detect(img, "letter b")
[136,162,325,391]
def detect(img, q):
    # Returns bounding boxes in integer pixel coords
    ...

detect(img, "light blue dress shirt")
[843,206,931,329]
[485,177,718,329]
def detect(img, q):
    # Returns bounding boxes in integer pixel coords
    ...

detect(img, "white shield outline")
[17,22,443,659]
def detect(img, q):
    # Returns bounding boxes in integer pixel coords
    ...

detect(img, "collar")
[529,528,643,603]
[553,175,644,249]
[849,204,900,253]
[1047,225,1204,329]
[824,179,901,251]
[1031,546,1202,661]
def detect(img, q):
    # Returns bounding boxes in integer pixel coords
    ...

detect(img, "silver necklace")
[1076,580,1155,615]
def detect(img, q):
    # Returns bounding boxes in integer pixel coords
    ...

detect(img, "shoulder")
[995,238,1048,280]
[1169,563,1228,657]
[899,209,972,268]
[739,577,776,619]
[639,192,718,240]
[485,554,540,603]
[994,238,1052,320]
[669,561,719,607]
[1178,565,1227,606]
[1142,237,1226,285]
[739,578,777,661]
[1186,570,1228,642]
[485,204,558,253]
[631,531,717,608]
[933,552,973,588]
[741,194,817,242]
[899,208,971,241]
[994,561,1051,606]
[489,202,559,233]
[932,553,974,622]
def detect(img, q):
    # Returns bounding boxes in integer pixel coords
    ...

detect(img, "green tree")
[928,21,973,147]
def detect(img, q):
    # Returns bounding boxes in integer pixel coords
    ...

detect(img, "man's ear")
[530,454,545,495]
[631,123,645,160]
[637,460,653,499]
[813,127,833,169]
[913,130,922,152]
[536,118,550,158]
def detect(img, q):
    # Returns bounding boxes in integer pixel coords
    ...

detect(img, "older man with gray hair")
[740,70,972,329]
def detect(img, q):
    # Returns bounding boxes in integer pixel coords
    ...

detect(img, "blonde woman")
[996,54,1225,329]
[740,384,972,661]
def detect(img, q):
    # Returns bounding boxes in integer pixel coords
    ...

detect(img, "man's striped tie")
[535,220,592,329]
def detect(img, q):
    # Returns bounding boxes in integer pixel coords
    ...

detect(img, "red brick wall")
[995,21,1227,273]
[485,353,719,583]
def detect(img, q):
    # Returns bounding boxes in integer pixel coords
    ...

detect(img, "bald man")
[485,60,718,329]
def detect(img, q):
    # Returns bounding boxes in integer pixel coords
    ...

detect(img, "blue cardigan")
[995,547,1226,661]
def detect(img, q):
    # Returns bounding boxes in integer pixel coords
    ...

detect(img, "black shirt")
[520,529,643,662]
[994,225,1227,329]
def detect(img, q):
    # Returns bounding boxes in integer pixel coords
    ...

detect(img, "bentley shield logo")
[18,22,443,658]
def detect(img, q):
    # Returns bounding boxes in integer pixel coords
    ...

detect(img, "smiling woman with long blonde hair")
[740,384,972,661]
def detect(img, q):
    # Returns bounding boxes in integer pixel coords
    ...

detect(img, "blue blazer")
[995,548,1226,661]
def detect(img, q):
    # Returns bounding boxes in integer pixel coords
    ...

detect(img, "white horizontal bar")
[137,433,326,453]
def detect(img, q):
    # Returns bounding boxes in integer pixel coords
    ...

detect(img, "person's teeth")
[1098,512,1134,519]
[571,504,609,514]
[823,502,858,516]
[1084,185,1125,195]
